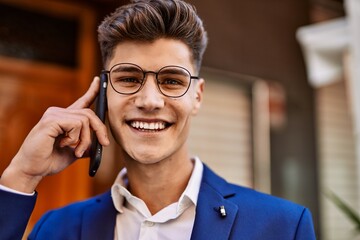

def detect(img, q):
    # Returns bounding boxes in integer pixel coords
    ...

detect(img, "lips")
[127,120,170,131]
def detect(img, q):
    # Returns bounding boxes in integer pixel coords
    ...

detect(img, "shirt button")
[144,221,155,227]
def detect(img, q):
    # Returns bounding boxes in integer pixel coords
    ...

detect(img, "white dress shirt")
[0,183,35,196]
[111,157,203,240]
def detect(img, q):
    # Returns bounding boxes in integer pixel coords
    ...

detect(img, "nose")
[134,75,165,111]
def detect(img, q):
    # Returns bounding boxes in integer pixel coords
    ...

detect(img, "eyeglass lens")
[109,63,192,97]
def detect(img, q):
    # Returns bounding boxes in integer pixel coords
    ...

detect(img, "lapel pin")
[219,205,227,217]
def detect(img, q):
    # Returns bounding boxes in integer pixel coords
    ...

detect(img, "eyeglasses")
[106,63,199,98]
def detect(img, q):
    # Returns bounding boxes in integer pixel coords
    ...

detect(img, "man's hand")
[0,77,110,193]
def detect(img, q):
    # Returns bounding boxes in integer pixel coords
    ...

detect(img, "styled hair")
[97,0,208,71]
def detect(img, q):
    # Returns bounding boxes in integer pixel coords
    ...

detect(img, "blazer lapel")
[191,165,239,240]
[81,191,117,240]
[79,165,238,240]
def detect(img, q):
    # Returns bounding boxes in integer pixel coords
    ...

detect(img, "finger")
[75,108,110,147]
[45,107,109,152]
[68,76,100,110]
[59,125,82,148]
[92,123,110,147]
[56,110,89,147]
[74,121,91,158]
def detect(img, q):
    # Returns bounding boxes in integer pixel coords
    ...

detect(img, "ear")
[192,78,205,115]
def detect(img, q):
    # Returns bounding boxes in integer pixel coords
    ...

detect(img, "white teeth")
[130,121,166,130]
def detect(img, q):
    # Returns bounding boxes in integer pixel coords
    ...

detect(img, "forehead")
[107,38,196,73]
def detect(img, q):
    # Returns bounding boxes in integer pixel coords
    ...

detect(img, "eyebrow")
[112,66,142,73]
[159,68,187,75]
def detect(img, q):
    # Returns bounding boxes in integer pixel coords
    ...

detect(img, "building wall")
[188,68,253,188]
[188,0,319,234]
[317,80,359,240]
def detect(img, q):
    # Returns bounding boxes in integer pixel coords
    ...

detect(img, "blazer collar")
[191,164,239,240]
[81,191,117,240]
[79,164,239,240]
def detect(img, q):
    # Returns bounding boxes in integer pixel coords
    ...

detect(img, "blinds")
[188,68,253,188]
[317,81,359,239]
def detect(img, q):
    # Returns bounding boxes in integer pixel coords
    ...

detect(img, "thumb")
[68,76,100,110]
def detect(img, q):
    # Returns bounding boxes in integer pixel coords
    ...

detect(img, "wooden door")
[0,0,97,235]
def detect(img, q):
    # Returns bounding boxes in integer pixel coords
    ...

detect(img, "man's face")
[106,38,204,165]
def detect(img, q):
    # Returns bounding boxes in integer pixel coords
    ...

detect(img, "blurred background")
[0,0,358,239]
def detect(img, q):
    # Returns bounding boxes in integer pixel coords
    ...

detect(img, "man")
[0,0,316,239]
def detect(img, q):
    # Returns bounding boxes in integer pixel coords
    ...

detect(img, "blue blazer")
[0,164,316,240]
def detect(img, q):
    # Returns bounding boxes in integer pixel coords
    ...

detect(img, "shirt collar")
[111,157,203,214]
[178,157,203,207]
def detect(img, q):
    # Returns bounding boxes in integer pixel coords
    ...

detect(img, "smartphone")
[89,71,108,177]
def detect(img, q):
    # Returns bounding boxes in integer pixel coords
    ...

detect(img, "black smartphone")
[89,71,108,177]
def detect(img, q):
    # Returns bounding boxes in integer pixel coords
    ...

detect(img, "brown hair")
[98,0,208,71]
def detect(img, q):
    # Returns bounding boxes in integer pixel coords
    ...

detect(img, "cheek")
[106,87,129,112]
[173,98,197,122]
[106,91,126,127]
[106,94,117,121]
[191,100,201,115]
[186,90,201,115]
[106,97,126,147]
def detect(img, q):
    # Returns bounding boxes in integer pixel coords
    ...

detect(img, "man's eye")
[161,78,182,85]
[112,76,141,84]
[120,77,141,83]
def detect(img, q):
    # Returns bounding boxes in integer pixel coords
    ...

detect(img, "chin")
[126,150,167,165]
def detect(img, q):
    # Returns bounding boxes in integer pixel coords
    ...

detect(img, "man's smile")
[127,120,172,132]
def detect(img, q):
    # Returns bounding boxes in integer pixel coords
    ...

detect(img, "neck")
[125,156,194,215]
